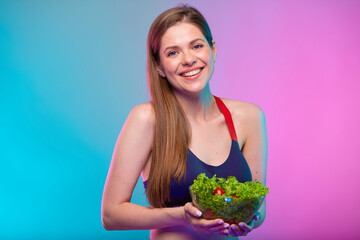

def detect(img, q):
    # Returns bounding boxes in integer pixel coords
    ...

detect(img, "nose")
[182,51,196,66]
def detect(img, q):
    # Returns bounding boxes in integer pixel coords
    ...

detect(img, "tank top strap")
[214,96,238,142]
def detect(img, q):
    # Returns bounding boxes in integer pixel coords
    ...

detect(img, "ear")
[211,40,217,62]
[156,63,166,78]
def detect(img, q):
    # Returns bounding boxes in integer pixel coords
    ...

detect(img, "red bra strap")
[214,96,238,142]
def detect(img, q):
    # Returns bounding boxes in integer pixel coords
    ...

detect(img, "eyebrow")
[163,38,205,53]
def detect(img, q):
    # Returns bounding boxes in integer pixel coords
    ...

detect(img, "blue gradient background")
[1,0,360,239]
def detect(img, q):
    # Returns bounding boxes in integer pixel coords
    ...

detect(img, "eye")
[167,51,177,57]
[193,44,203,50]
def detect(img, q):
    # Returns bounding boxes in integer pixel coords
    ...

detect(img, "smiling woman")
[101,5,267,240]
[156,23,216,95]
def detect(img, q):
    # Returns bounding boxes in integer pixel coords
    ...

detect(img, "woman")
[102,5,267,239]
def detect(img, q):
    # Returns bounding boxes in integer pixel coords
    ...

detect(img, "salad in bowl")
[189,173,269,224]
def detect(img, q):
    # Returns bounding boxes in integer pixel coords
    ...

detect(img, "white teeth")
[181,68,201,77]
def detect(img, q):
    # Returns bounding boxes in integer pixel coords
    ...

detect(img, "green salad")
[189,173,269,223]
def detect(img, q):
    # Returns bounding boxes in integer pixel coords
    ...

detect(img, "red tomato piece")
[232,195,238,198]
[213,187,225,196]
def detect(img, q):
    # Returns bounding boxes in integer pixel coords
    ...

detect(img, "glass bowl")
[190,189,265,224]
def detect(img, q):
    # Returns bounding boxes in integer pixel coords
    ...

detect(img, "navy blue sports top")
[143,96,252,207]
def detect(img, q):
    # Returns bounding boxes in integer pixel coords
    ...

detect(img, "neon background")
[1,0,359,239]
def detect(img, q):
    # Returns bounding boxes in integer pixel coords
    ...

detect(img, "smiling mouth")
[180,68,203,77]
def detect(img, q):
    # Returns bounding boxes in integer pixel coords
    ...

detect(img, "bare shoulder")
[219,97,265,123]
[128,101,155,127]
[121,101,155,150]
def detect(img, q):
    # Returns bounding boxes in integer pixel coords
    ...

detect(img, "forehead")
[160,22,205,49]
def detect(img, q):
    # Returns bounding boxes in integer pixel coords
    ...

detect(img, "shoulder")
[128,101,155,127]
[219,97,265,123]
[121,101,155,143]
[218,97,266,141]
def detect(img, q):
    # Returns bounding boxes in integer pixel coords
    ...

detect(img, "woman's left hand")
[227,212,261,237]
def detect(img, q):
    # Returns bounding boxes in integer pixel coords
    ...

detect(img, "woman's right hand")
[183,202,230,236]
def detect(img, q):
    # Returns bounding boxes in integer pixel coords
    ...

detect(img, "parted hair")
[146,5,214,207]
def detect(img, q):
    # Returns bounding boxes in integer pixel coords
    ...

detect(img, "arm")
[101,103,227,232]
[228,103,268,237]
[101,103,183,230]
[241,104,268,228]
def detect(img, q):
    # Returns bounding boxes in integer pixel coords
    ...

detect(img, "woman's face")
[157,22,217,95]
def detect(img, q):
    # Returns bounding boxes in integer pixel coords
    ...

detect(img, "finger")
[219,229,229,236]
[253,212,261,221]
[184,202,202,218]
[193,222,227,235]
[208,222,230,233]
[202,218,225,228]
[228,226,237,237]
[229,224,247,237]
[191,218,226,235]
[193,218,225,232]
[239,221,254,234]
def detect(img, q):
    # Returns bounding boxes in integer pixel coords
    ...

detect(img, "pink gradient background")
[192,0,360,239]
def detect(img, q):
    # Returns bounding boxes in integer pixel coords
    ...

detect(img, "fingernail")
[239,223,244,227]
[196,210,202,217]
[224,224,229,228]
[231,225,236,230]
[224,230,229,234]
[218,220,224,224]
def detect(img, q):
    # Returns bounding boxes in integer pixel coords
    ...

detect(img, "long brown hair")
[146,5,214,207]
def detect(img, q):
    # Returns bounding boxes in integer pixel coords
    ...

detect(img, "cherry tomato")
[213,187,225,196]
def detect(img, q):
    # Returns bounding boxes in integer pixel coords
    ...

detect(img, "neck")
[173,85,217,123]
